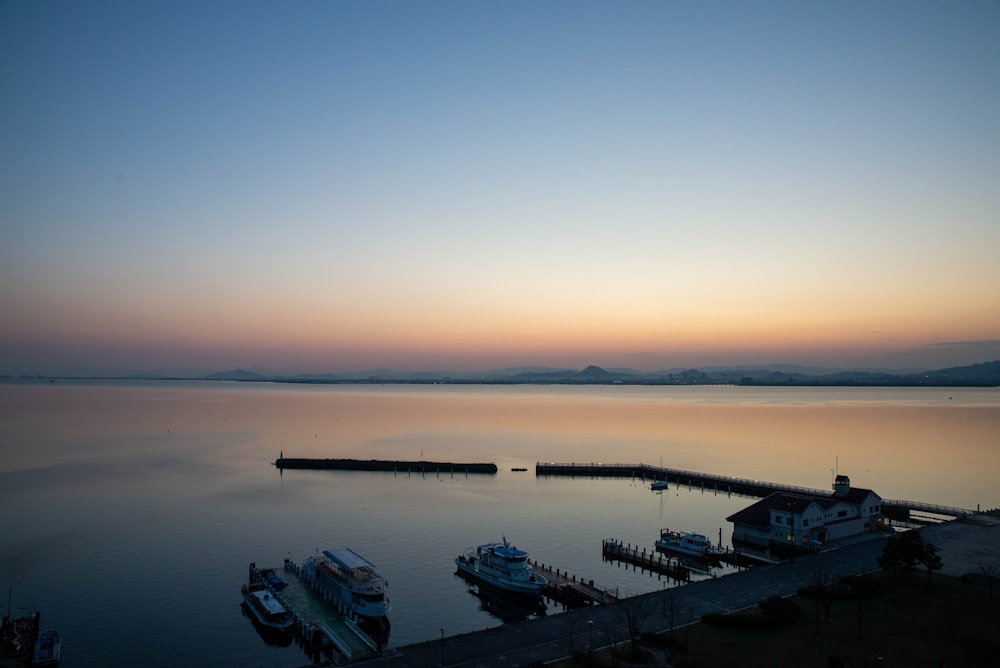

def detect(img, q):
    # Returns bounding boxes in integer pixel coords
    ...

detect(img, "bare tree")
[602,620,621,667]
[662,587,682,637]
[801,565,838,633]
[562,615,577,661]
[854,596,873,637]
[978,560,999,599]
[612,594,657,658]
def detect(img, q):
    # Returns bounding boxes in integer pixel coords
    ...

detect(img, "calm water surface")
[1,381,997,666]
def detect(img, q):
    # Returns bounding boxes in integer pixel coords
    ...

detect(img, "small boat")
[650,480,668,490]
[265,571,287,589]
[511,467,528,472]
[455,536,548,597]
[655,529,725,559]
[241,582,294,631]
[32,628,62,666]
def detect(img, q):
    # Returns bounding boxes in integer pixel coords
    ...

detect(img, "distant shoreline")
[3,359,999,388]
[1,375,998,388]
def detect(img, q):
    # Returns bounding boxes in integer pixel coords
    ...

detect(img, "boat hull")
[241,586,295,632]
[455,559,547,598]
[654,542,721,559]
[32,629,62,666]
[655,530,725,561]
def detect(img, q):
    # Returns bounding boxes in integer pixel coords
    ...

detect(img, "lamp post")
[588,619,593,655]
[6,580,23,626]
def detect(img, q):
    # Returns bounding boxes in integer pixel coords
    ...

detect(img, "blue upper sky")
[2,1,998,375]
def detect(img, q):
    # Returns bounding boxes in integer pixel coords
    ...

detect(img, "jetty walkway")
[529,561,621,606]
[378,514,1000,667]
[535,461,976,521]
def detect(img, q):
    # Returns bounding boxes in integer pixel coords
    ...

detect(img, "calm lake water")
[1,380,998,666]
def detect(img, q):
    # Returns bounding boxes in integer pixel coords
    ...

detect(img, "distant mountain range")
[201,360,1000,387]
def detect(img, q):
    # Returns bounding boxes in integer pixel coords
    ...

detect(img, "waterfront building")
[727,475,884,551]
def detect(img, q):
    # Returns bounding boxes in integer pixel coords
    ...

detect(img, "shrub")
[701,597,800,629]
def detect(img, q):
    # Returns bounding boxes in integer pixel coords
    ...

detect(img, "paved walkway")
[373,515,1000,668]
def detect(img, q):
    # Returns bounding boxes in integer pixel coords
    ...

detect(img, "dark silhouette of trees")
[878,530,943,583]
[977,560,999,599]
[661,586,682,638]
[854,596,873,637]
[919,541,943,584]
[613,593,656,658]
[800,566,838,633]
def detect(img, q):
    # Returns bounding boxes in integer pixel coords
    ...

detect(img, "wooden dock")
[529,560,620,606]
[601,540,691,582]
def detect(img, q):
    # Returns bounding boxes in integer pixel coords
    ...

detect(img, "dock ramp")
[318,616,378,663]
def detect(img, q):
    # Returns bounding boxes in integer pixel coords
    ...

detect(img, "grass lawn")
[559,571,999,667]
[662,571,999,668]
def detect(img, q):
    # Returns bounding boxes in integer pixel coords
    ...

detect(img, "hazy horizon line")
[5,357,999,381]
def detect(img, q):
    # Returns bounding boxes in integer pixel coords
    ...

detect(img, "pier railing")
[535,462,977,519]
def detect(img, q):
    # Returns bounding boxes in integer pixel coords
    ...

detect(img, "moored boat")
[32,628,62,666]
[455,536,548,597]
[655,529,725,559]
[650,480,668,490]
[241,582,295,632]
[302,548,391,641]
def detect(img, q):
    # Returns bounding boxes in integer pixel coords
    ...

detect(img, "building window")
[837,510,847,517]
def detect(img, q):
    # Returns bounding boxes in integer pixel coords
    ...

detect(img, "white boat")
[455,536,549,597]
[32,628,62,666]
[655,529,725,559]
[650,480,668,490]
[303,548,391,623]
[241,582,295,631]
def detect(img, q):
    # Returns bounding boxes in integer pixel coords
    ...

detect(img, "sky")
[1,1,999,376]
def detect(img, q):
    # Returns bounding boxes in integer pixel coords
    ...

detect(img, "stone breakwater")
[274,457,498,474]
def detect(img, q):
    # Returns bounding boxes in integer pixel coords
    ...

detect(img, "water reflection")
[454,569,547,623]
[240,602,294,647]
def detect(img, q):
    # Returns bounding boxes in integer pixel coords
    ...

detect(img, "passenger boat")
[241,582,294,631]
[302,548,391,638]
[455,536,548,597]
[655,529,725,559]
[31,628,62,666]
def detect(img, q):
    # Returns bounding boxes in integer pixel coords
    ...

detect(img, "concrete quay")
[376,514,1000,668]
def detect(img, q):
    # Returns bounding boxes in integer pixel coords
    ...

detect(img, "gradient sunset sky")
[2,1,999,376]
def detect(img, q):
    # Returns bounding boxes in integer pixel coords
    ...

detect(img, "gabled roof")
[728,485,881,528]
[837,486,880,504]
[726,492,825,528]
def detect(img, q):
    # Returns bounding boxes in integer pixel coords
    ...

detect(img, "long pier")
[276,457,497,474]
[535,462,977,521]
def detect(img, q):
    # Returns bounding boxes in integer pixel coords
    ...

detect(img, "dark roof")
[727,486,881,528]
[837,487,879,504]
[726,492,822,528]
